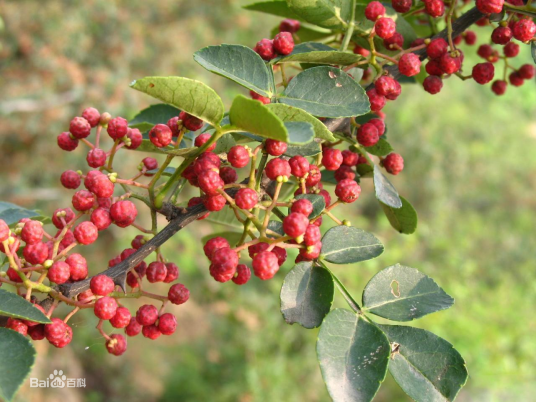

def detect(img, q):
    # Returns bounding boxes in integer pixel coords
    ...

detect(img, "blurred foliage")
[1,0,536,401]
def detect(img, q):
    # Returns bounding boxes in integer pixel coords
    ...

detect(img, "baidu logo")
[30,370,86,388]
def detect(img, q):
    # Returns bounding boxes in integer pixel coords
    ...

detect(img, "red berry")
[383,153,404,175]
[375,18,396,39]
[252,251,279,280]
[283,212,309,238]
[440,52,462,74]
[142,324,162,340]
[322,148,343,171]
[203,194,227,212]
[248,242,269,259]
[78,289,94,303]
[365,1,386,21]
[366,88,386,112]
[476,0,504,14]
[512,19,536,42]
[220,167,237,184]
[228,145,250,168]
[204,237,230,260]
[334,165,356,182]
[147,261,167,283]
[232,264,251,285]
[65,253,88,281]
[398,53,421,77]
[392,0,411,12]
[464,31,477,45]
[424,0,445,17]
[142,157,158,174]
[211,247,239,271]
[106,334,127,356]
[72,190,95,212]
[353,45,370,57]
[304,224,321,246]
[384,32,404,51]
[82,107,100,127]
[23,242,48,265]
[60,170,81,190]
[195,133,216,152]
[235,188,258,210]
[21,220,43,245]
[265,139,287,156]
[7,318,28,336]
[126,128,143,150]
[289,155,310,178]
[491,79,507,95]
[23,304,46,327]
[341,150,359,167]
[273,32,294,55]
[250,90,271,104]
[357,123,380,147]
[519,64,535,79]
[198,169,224,196]
[6,266,22,282]
[254,38,275,60]
[291,199,313,217]
[149,124,172,148]
[504,42,520,58]
[110,200,137,227]
[49,324,72,348]
[492,26,512,45]
[194,155,220,177]
[158,313,177,335]
[107,117,129,140]
[335,179,361,203]
[110,307,132,328]
[427,38,448,60]
[509,71,524,87]
[299,242,322,260]
[47,261,70,284]
[86,173,115,198]
[423,75,443,94]
[125,317,142,336]
[279,19,300,33]
[167,116,181,136]
[375,76,401,100]
[266,158,291,180]
[305,165,321,186]
[136,304,159,326]
[90,275,115,296]
[369,118,386,136]
[426,59,444,76]
[69,117,91,139]
[164,262,179,283]
[74,221,98,245]
[94,296,118,320]
[472,62,495,85]
[44,318,67,342]
[477,44,493,60]
[179,111,204,131]
[86,148,107,168]
[28,324,46,340]
[91,207,112,231]
[273,246,287,266]
[168,283,190,305]
[57,132,79,151]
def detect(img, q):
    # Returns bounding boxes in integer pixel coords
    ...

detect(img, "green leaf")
[280,261,334,328]
[362,264,455,321]
[129,104,181,131]
[194,45,274,98]
[285,122,315,144]
[0,208,40,226]
[374,165,402,208]
[213,133,237,154]
[356,163,373,177]
[532,41,536,64]
[294,194,326,218]
[284,141,322,157]
[320,226,384,264]
[274,42,364,66]
[266,103,336,141]
[280,66,370,118]
[287,0,352,29]
[365,138,393,157]
[205,207,245,230]
[0,289,51,323]
[0,328,36,402]
[270,24,333,43]
[267,220,285,236]
[243,0,303,19]
[0,202,23,213]
[229,95,289,141]
[380,196,418,234]
[379,325,468,402]
[201,232,244,248]
[146,167,177,177]
[130,76,224,127]
[317,309,390,402]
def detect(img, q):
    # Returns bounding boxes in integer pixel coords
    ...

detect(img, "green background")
[0,0,535,401]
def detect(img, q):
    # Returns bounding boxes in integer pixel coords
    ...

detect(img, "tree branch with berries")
[2,0,536,400]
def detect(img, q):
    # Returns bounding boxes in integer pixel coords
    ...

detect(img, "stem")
[107,139,120,170]
[340,0,357,52]
[318,261,362,313]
